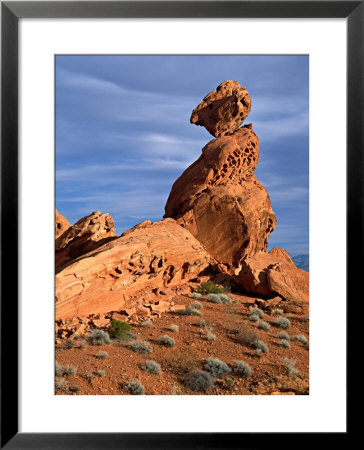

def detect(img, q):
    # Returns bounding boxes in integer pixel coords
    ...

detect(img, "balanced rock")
[55,209,71,239]
[165,125,276,268]
[240,251,309,303]
[190,80,252,137]
[55,218,215,319]
[55,211,117,269]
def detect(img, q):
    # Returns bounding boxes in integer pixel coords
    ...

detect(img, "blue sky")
[56,55,309,256]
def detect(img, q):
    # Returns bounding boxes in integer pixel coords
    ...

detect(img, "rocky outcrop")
[190,80,252,137]
[240,251,309,303]
[269,247,294,265]
[55,218,215,319]
[165,123,276,268]
[55,209,71,239]
[55,211,117,269]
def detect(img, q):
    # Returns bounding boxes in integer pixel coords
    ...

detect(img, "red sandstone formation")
[269,247,294,264]
[165,124,276,268]
[190,80,252,137]
[55,209,71,239]
[55,211,117,269]
[55,218,215,319]
[240,251,309,303]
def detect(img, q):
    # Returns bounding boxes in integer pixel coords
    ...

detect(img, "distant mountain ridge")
[292,254,309,272]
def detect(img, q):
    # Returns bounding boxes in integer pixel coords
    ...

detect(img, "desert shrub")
[255,339,269,353]
[205,330,217,341]
[196,281,225,294]
[249,307,264,318]
[279,339,291,349]
[254,349,262,356]
[158,335,175,347]
[291,335,308,345]
[207,293,232,304]
[96,351,108,360]
[79,339,87,349]
[69,385,80,393]
[233,360,252,378]
[204,358,231,378]
[236,326,259,347]
[248,313,260,322]
[177,306,202,316]
[169,324,179,333]
[271,308,284,316]
[277,331,290,340]
[169,347,199,374]
[108,319,131,339]
[184,370,214,392]
[55,378,68,392]
[199,319,207,327]
[130,340,152,354]
[124,380,145,395]
[55,361,63,377]
[87,329,111,346]
[96,370,105,377]
[274,317,291,329]
[257,321,271,331]
[63,338,75,349]
[63,365,77,376]
[191,301,203,310]
[142,320,153,328]
[283,357,300,377]
[120,331,136,342]
[192,292,202,299]
[141,360,162,375]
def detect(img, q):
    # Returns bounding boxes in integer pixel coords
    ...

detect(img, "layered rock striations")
[55,211,117,269]
[165,81,276,268]
[55,218,215,319]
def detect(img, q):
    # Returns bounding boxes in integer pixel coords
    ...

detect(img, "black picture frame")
[1,1,359,448]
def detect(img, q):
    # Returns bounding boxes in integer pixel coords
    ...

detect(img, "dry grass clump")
[277,331,290,340]
[207,293,232,304]
[283,357,300,377]
[184,370,214,392]
[192,292,202,300]
[169,324,179,333]
[141,360,162,375]
[274,317,291,329]
[204,358,231,378]
[177,306,202,316]
[291,335,308,345]
[249,307,264,318]
[191,301,203,310]
[158,335,175,347]
[279,339,291,349]
[130,340,153,354]
[233,360,252,378]
[55,378,68,392]
[87,329,111,346]
[257,321,270,331]
[124,380,145,395]
[96,351,108,360]
[271,308,284,316]
[141,320,153,328]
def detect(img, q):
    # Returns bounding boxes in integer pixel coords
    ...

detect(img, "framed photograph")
[1,0,359,447]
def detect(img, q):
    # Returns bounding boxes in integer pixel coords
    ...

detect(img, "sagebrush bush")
[87,329,111,346]
[124,380,145,395]
[63,365,77,376]
[191,301,203,310]
[277,331,290,340]
[142,320,153,328]
[248,313,260,322]
[55,361,63,377]
[199,320,207,327]
[63,338,75,349]
[130,340,152,354]
[184,370,214,392]
[257,321,271,331]
[274,317,291,329]
[207,293,232,304]
[233,360,252,378]
[169,324,179,333]
[204,358,231,378]
[108,319,131,339]
[271,308,284,316]
[96,351,108,360]
[249,307,264,318]
[205,330,217,341]
[291,335,308,345]
[177,306,202,316]
[159,335,175,347]
[141,360,162,375]
[255,339,269,353]
[279,339,291,349]
[236,326,259,347]
[283,357,300,377]
[96,370,105,377]
[55,378,68,392]
[192,292,202,299]
[196,281,225,294]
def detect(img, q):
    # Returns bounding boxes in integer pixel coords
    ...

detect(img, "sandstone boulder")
[55,218,215,319]
[269,247,294,264]
[55,209,71,239]
[190,80,252,137]
[165,126,276,268]
[240,251,309,303]
[55,211,117,269]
